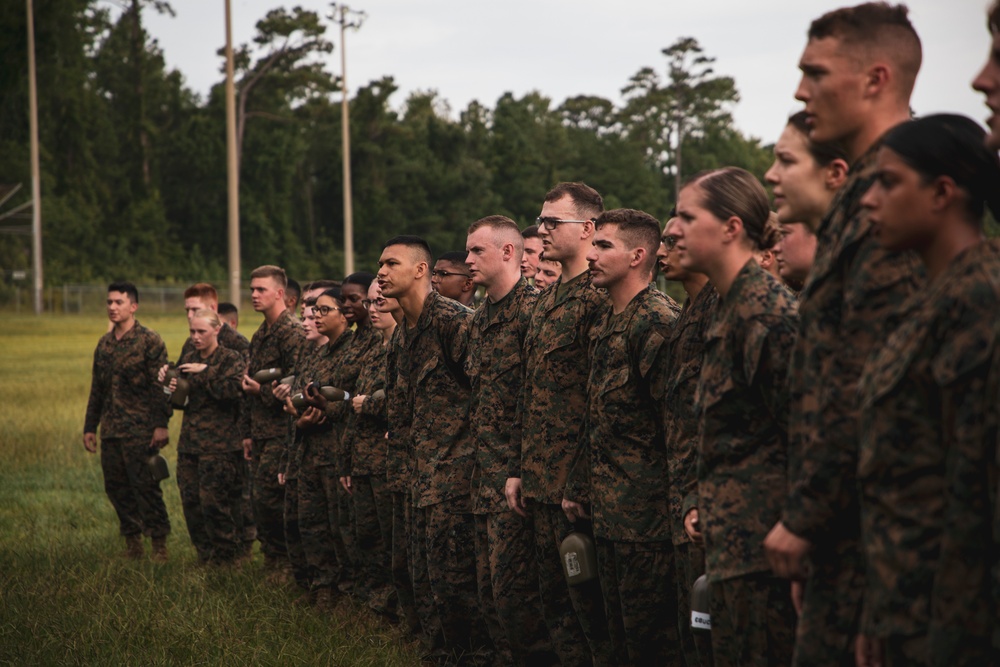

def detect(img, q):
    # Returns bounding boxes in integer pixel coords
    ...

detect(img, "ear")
[579,219,596,241]
[759,248,776,270]
[501,242,515,261]
[826,158,849,190]
[629,247,647,269]
[864,63,890,99]
[414,261,428,280]
[721,215,744,245]
[930,176,958,214]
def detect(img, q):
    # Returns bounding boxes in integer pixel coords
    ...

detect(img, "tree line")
[0,1,773,287]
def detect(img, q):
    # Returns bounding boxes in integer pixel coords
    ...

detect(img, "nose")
[764,161,779,185]
[793,75,809,103]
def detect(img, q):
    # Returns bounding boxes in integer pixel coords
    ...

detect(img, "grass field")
[0,313,422,666]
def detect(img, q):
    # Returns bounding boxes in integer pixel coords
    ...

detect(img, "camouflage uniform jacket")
[782,140,924,544]
[571,284,679,542]
[466,277,538,514]
[175,345,247,455]
[694,260,798,582]
[664,284,719,546]
[858,241,1000,644]
[385,324,412,493]
[343,339,389,477]
[180,323,249,360]
[292,328,357,470]
[396,290,474,508]
[514,271,609,504]
[240,310,305,441]
[84,320,170,439]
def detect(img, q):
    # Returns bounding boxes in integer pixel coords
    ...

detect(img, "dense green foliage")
[0,2,772,285]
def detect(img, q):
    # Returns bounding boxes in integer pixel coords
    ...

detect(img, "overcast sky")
[143,0,991,145]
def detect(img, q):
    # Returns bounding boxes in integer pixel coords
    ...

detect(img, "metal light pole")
[224,0,241,307]
[331,3,365,276]
[26,0,42,314]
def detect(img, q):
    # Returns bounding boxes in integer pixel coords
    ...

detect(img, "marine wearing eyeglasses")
[430,251,477,308]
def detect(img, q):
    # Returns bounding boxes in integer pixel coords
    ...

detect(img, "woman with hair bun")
[674,166,800,664]
[855,114,1000,667]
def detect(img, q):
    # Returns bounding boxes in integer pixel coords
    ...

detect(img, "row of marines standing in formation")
[83,2,1000,666]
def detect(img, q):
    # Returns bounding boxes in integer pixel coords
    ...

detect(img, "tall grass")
[0,314,421,665]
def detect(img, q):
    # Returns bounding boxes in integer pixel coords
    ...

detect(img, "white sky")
[143,0,992,144]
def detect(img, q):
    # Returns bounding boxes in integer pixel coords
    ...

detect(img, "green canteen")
[690,574,711,632]
[279,375,296,386]
[147,454,170,482]
[559,531,597,585]
[291,392,308,411]
[252,367,283,384]
[169,378,190,409]
[319,386,348,402]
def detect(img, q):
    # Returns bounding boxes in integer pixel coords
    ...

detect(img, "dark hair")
[787,111,849,167]
[343,272,376,290]
[437,251,469,265]
[683,167,771,248]
[217,302,238,317]
[250,265,287,289]
[990,1,1000,34]
[544,182,605,219]
[881,114,1000,223]
[760,212,782,251]
[318,288,342,303]
[285,279,301,299]
[809,3,921,97]
[108,281,139,304]
[383,235,433,265]
[183,282,218,304]
[521,224,540,239]
[594,208,663,260]
[302,279,341,294]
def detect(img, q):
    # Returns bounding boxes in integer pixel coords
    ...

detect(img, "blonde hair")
[191,308,222,329]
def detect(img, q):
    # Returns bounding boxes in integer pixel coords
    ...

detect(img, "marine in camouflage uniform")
[779,142,923,667]
[397,290,488,662]
[341,337,393,612]
[467,276,556,665]
[182,323,255,557]
[857,241,1000,666]
[689,259,798,666]
[84,320,172,541]
[568,284,680,665]
[174,344,247,564]
[513,270,615,667]
[664,283,718,667]
[241,309,305,566]
[295,327,359,598]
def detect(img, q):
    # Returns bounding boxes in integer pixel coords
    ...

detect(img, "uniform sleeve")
[564,411,591,504]
[189,350,246,402]
[146,334,171,429]
[746,316,797,436]
[84,344,105,434]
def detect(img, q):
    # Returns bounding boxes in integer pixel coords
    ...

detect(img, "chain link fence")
[0,283,246,315]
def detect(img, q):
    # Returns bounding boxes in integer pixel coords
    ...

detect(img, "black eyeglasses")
[662,234,680,250]
[431,269,471,279]
[362,298,387,309]
[313,305,341,316]
[536,216,597,231]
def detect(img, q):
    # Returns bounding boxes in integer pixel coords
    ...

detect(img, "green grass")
[0,314,422,666]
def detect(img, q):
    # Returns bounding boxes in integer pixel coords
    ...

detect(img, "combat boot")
[151,536,168,562]
[124,534,144,559]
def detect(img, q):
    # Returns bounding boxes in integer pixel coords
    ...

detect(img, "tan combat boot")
[151,536,168,562]
[124,534,144,560]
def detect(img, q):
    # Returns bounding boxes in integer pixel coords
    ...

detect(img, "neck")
[400,283,432,327]
[560,250,591,282]
[312,335,329,348]
[708,249,754,299]
[327,326,347,344]
[681,272,709,301]
[608,273,647,314]
[919,219,983,282]
[380,321,397,344]
[486,269,521,303]
[113,318,136,338]
[200,340,219,358]
[846,107,912,164]
[263,303,285,326]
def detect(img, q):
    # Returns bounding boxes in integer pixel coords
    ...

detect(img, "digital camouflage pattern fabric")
[240,310,305,441]
[780,140,924,667]
[858,241,1000,666]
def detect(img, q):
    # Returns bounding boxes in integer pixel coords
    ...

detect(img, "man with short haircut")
[657,217,717,667]
[762,5,925,666]
[378,236,488,662]
[520,224,543,280]
[430,251,476,308]
[218,302,239,330]
[506,182,615,667]
[464,215,554,665]
[563,209,680,664]
[84,282,172,560]
[284,279,301,316]
[533,256,562,290]
[240,265,306,578]
[973,1,1000,150]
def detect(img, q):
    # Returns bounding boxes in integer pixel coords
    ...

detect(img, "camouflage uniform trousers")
[100,437,170,538]
[351,475,393,610]
[880,636,930,667]
[412,497,490,662]
[595,537,680,666]
[298,460,350,590]
[250,436,287,561]
[674,541,713,667]
[792,538,864,667]
[240,458,256,556]
[530,502,616,667]
[475,511,559,666]
[176,451,244,563]
[392,490,432,641]
[709,573,797,667]
[283,478,309,590]
[335,472,359,592]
